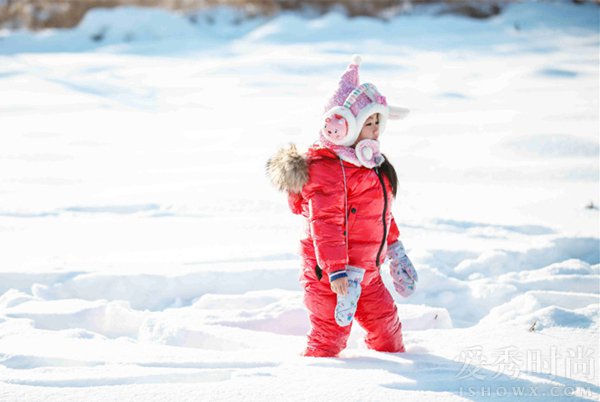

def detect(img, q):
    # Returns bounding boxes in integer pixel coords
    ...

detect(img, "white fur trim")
[322,106,359,146]
[389,105,410,120]
[352,54,362,65]
[354,103,390,139]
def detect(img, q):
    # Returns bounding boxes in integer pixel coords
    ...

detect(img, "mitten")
[333,266,366,327]
[387,240,418,297]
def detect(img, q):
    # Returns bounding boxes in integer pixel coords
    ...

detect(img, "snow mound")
[193,291,309,336]
[77,7,199,43]
[479,290,599,331]
[30,268,300,311]
[400,256,599,327]
[186,7,267,39]
[454,237,599,278]
[5,299,146,338]
[193,289,295,310]
[396,304,453,330]
[0,1,598,399]
[0,289,36,309]
[495,259,600,294]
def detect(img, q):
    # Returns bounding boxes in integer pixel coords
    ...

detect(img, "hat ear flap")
[321,107,358,146]
[389,105,410,120]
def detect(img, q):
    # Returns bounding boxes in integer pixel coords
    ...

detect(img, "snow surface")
[0,2,599,401]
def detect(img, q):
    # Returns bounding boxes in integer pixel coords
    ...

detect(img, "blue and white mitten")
[332,266,366,327]
[387,240,418,297]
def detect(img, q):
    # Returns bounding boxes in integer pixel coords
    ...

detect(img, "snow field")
[0,1,598,400]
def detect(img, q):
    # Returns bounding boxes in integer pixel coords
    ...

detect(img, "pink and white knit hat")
[321,55,409,147]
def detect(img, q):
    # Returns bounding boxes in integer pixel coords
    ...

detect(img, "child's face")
[354,113,380,145]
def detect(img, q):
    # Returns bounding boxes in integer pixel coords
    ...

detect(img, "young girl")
[267,55,418,357]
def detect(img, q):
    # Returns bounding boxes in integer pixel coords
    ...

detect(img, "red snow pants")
[301,267,405,357]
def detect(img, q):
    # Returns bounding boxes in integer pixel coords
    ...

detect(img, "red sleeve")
[387,214,401,245]
[303,159,348,274]
[287,192,303,215]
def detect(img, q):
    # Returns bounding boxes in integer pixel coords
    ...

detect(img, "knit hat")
[321,55,409,147]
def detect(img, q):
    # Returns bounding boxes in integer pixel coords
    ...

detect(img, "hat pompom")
[351,54,362,66]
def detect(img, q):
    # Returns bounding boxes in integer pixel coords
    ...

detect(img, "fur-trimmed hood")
[266,144,309,194]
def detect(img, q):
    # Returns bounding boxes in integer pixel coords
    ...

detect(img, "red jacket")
[287,146,400,279]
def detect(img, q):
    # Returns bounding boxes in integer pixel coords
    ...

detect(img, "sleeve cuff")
[328,270,348,282]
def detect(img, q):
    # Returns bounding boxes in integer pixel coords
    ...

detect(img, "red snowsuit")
[288,145,405,357]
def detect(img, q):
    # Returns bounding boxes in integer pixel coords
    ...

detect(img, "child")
[267,55,418,357]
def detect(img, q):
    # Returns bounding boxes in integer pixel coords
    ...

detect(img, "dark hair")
[380,154,398,198]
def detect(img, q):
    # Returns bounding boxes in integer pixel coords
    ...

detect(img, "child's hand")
[330,277,349,295]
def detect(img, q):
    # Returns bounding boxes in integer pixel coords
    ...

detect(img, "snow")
[0,1,599,401]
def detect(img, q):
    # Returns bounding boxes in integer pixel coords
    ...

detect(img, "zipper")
[375,167,388,267]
